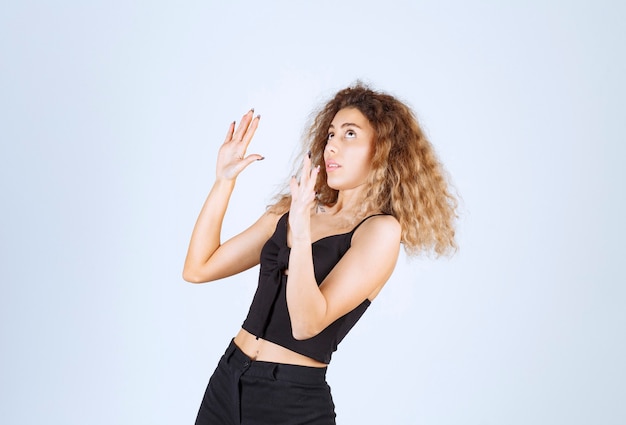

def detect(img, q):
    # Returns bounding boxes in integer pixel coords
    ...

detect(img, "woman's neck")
[321,186,372,217]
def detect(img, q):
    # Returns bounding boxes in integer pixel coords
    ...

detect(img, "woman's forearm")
[286,238,328,340]
[183,178,236,282]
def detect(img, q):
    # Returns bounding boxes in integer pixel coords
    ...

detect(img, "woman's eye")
[346,130,356,138]
[327,133,334,140]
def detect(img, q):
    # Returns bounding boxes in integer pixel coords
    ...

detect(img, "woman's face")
[323,107,375,191]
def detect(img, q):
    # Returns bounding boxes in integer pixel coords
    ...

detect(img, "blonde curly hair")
[269,83,458,256]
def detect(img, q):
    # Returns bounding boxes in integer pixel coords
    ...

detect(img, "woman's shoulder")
[351,214,401,246]
[263,209,286,225]
[248,209,286,241]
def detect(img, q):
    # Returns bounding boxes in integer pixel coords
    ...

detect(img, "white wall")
[1,1,624,423]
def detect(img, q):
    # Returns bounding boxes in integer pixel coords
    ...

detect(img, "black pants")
[195,340,336,425]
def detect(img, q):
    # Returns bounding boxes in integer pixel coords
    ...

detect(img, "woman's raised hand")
[288,152,321,239]
[216,110,263,181]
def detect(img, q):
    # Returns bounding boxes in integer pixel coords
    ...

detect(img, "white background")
[1,1,625,424]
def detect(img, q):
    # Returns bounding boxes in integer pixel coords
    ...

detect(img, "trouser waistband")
[224,339,328,384]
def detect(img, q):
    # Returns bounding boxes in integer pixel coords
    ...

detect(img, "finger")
[307,155,320,179]
[303,164,319,198]
[289,175,298,197]
[232,109,254,142]
[223,121,235,144]
[300,152,312,185]
[243,153,265,164]
[233,153,264,173]
[309,165,321,191]
[241,114,261,151]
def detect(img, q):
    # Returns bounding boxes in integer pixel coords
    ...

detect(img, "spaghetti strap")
[350,213,390,235]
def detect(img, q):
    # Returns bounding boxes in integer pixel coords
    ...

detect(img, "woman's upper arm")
[318,215,402,327]
[184,211,281,283]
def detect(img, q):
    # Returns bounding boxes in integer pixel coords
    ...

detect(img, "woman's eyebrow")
[328,122,362,129]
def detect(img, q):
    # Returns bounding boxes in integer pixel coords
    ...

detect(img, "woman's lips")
[325,160,340,172]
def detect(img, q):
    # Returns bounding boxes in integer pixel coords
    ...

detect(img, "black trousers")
[195,340,336,425]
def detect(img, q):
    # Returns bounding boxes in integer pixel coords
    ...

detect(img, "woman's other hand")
[288,152,320,241]
[216,109,263,181]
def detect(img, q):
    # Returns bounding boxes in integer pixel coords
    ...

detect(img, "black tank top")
[242,212,386,364]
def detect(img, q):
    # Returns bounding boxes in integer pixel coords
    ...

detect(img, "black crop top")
[242,212,385,364]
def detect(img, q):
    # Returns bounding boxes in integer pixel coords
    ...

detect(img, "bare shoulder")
[351,214,401,247]
[320,214,401,304]
[225,209,283,250]
[253,209,284,238]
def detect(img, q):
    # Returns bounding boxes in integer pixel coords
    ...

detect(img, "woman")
[184,83,457,424]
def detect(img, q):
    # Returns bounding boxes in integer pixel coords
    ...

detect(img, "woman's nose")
[325,141,337,154]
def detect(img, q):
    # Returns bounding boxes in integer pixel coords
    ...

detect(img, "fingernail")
[256,114,261,120]
[257,156,265,161]
[250,108,255,113]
